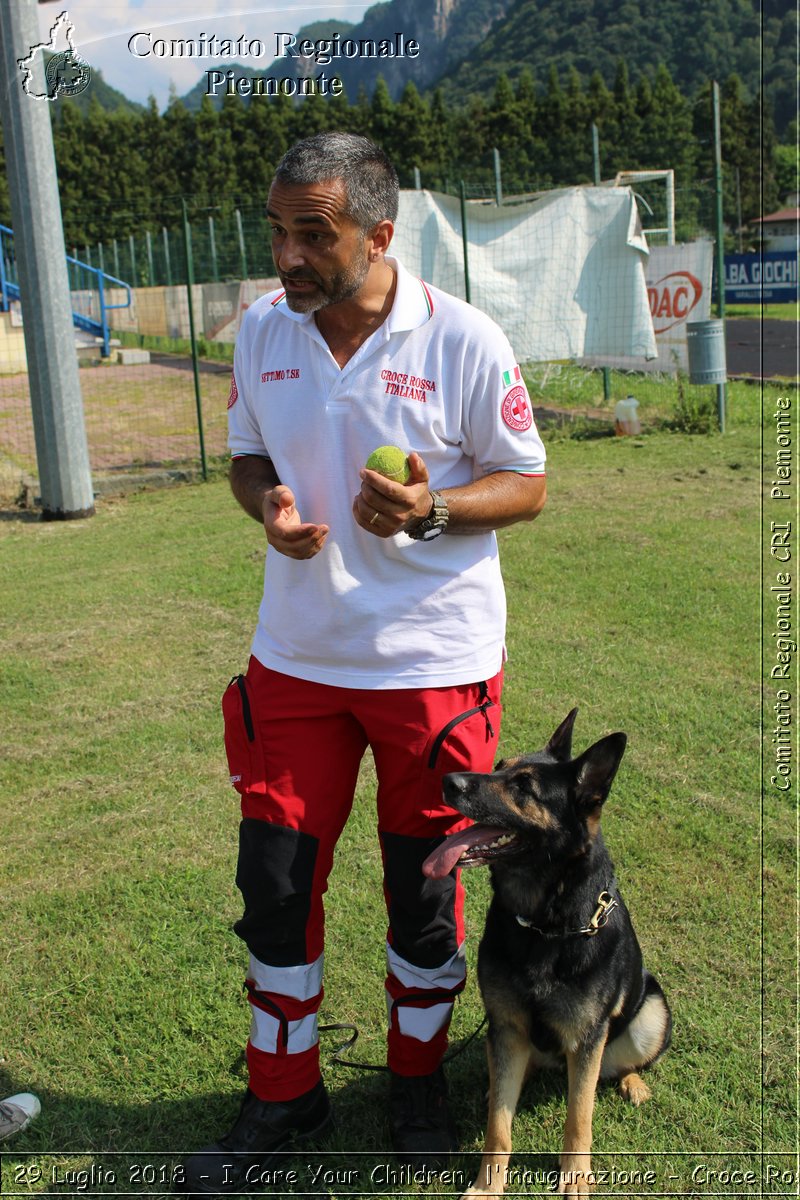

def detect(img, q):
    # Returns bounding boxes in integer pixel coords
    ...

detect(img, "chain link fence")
[0,180,765,504]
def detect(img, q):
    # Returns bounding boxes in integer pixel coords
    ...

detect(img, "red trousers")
[222,657,503,1100]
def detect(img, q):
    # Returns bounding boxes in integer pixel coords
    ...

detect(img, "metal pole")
[666,169,675,245]
[236,208,248,281]
[182,199,208,481]
[712,83,726,319]
[592,126,611,402]
[163,226,172,286]
[493,147,503,206]
[592,131,609,403]
[145,229,154,286]
[712,81,727,433]
[0,0,94,518]
[129,233,137,286]
[413,166,421,190]
[209,214,219,283]
[97,270,109,358]
[459,181,471,305]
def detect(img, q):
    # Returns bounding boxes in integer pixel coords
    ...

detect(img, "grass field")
[0,401,793,1197]
[726,303,797,322]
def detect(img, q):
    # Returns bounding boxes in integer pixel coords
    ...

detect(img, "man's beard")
[282,253,370,314]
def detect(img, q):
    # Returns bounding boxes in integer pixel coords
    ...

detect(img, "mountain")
[179,19,356,111]
[177,0,516,109]
[71,0,790,135]
[435,0,794,131]
[309,0,515,100]
[50,64,145,119]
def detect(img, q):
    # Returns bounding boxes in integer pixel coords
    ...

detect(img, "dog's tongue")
[422,824,507,879]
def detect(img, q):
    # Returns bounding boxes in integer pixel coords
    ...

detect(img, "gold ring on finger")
[370,510,381,526]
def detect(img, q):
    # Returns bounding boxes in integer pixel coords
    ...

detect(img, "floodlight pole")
[0,0,95,518]
[493,148,503,206]
[712,81,727,433]
[591,124,612,404]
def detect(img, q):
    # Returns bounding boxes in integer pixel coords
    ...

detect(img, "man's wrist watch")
[407,490,449,541]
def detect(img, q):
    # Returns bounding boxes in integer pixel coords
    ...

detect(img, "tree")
[192,94,236,207]
[487,73,530,190]
[428,89,456,191]
[561,66,592,183]
[245,97,290,198]
[607,60,642,174]
[369,78,396,156]
[744,90,780,219]
[451,94,489,190]
[644,65,697,181]
[292,89,334,141]
[141,96,182,210]
[161,96,198,200]
[774,120,799,205]
[515,69,547,189]
[52,102,90,245]
[537,65,567,185]
[393,83,434,187]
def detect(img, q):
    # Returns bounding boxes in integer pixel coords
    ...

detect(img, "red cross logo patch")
[501,385,532,432]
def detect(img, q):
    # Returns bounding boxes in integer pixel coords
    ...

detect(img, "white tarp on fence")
[391,188,657,364]
[581,241,714,374]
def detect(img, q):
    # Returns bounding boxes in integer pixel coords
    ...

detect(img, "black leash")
[319,1012,488,1073]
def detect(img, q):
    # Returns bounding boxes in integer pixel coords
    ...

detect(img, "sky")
[37,1,376,108]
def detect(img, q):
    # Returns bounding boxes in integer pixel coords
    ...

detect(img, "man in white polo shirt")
[182,132,546,1194]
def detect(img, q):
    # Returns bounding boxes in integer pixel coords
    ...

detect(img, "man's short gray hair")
[273,132,399,231]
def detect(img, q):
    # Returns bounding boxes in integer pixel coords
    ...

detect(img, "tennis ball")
[365,445,411,483]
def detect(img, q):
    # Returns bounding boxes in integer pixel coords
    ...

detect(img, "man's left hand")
[353,451,432,538]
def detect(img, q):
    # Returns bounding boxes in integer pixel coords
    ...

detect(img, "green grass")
[726,302,798,322]
[523,367,764,431]
[114,328,236,365]
[0,411,792,1197]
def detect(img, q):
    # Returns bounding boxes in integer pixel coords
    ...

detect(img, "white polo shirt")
[229,256,546,689]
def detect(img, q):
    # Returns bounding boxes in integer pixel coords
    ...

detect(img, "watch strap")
[407,489,449,541]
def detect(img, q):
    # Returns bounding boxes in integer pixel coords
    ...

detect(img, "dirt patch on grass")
[0,356,230,496]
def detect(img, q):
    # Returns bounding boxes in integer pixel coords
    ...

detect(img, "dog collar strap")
[515,884,619,938]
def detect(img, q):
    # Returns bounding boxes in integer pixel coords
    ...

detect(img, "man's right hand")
[263,485,329,559]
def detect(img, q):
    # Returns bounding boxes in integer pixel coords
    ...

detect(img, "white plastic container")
[614,395,641,436]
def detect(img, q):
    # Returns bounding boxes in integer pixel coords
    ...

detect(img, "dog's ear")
[573,732,627,812]
[546,708,579,761]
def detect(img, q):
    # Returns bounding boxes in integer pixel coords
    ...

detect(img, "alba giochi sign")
[724,252,798,303]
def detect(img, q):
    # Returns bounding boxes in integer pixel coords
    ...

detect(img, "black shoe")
[180,1081,331,1194]
[389,1066,457,1169]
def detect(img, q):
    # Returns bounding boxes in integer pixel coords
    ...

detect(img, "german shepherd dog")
[422,709,671,1197]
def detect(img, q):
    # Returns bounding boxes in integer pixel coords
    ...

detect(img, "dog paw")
[462,1176,507,1198]
[558,1158,595,1196]
[619,1072,651,1106]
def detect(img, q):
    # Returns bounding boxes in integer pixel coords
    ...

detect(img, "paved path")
[726,319,797,380]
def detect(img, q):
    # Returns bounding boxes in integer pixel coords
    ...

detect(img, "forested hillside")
[434,0,794,135]
[0,61,786,257]
[0,0,792,257]
[174,0,793,136]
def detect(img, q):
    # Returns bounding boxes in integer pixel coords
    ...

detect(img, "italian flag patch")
[502,366,522,388]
